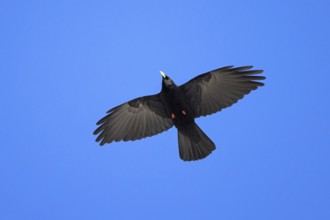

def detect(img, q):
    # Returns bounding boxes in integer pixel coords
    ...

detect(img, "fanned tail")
[178,123,216,161]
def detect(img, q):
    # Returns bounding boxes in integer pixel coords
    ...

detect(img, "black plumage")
[93,65,265,161]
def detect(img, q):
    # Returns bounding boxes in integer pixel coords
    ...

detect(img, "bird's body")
[160,84,193,125]
[159,80,216,160]
[94,66,265,161]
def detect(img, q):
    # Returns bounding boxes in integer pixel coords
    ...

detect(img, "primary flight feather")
[94,65,265,161]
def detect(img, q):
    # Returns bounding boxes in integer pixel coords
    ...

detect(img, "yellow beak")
[160,71,166,78]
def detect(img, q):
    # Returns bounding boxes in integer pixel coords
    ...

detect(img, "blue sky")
[1,0,329,219]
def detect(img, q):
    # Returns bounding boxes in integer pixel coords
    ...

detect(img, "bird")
[93,65,265,161]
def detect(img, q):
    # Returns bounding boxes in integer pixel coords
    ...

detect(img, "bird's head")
[160,71,176,88]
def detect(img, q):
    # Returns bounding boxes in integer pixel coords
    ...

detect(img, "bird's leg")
[182,110,186,115]
[171,113,176,119]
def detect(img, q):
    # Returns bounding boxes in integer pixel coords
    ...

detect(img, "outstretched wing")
[94,94,173,145]
[180,66,265,118]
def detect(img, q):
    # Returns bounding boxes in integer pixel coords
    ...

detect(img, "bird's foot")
[171,113,176,119]
[182,110,186,115]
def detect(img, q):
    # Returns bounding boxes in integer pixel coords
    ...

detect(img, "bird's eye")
[165,76,169,80]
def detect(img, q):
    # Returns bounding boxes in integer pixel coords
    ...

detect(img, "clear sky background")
[1,0,329,219]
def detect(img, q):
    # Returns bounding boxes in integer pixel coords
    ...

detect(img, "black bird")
[94,66,265,161]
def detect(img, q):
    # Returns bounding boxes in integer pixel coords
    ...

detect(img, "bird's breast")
[160,87,194,126]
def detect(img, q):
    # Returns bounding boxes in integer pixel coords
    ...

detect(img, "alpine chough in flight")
[94,66,265,161]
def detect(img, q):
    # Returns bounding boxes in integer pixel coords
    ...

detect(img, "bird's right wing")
[94,94,173,145]
[180,66,265,118]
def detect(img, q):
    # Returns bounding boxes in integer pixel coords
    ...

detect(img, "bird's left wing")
[94,94,173,145]
[180,66,265,118]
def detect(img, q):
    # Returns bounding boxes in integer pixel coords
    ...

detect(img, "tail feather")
[178,123,216,161]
